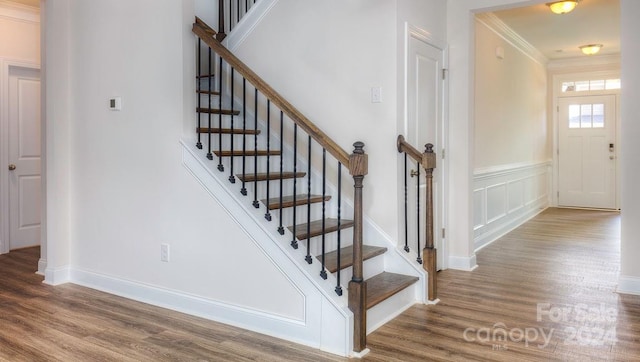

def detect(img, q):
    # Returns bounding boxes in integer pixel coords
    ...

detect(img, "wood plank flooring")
[365,208,639,361]
[1,208,638,361]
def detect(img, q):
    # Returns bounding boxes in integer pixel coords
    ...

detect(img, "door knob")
[410,169,419,178]
[8,164,16,171]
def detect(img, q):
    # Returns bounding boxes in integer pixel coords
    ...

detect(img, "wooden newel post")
[422,143,437,301]
[348,141,368,353]
[217,0,227,41]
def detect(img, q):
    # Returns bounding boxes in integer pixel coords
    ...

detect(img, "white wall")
[472,17,550,250]
[44,0,309,332]
[447,0,547,270]
[0,3,39,61]
[619,0,640,295]
[474,20,548,169]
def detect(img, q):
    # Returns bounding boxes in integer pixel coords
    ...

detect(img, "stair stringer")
[181,139,354,357]
[223,0,279,52]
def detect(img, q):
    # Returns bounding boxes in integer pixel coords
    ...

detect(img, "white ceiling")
[490,0,620,60]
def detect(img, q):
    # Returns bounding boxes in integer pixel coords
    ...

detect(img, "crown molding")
[0,0,39,23]
[476,12,548,66]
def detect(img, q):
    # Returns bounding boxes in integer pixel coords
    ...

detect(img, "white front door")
[8,66,42,250]
[558,95,616,209]
[405,30,445,269]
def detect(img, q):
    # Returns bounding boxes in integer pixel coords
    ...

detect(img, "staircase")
[190,7,428,356]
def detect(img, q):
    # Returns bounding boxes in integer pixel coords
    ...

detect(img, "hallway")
[0,208,637,361]
[366,208,638,361]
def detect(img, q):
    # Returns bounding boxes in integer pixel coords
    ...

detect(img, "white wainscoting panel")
[473,161,551,250]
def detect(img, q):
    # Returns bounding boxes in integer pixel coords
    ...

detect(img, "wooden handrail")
[193,20,351,168]
[397,134,437,301]
[397,135,423,165]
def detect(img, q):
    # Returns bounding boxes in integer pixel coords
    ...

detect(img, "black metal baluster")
[237,0,240,23]
[196,39,202,149]
[229,67,236,183]
[305,136,312,264]
[229,0,232,33]
[206,48,213,160]
[265,100,272,221]
[335,163,343,296]
[217,57,224,169]
[416,166,422,264]
[252,88,259,208]
[277,111,284,235]
[241,78,247,195]
[320,149,327,279]
[291,124,298,249]
[404,153,409,252]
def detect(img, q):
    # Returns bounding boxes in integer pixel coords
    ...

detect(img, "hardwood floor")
[1,208,638,361]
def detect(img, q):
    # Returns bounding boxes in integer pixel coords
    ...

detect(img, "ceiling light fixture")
[579,44,603,55]
[547,1,578,14]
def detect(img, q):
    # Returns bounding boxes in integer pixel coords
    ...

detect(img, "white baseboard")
[37,257,47,276]
[448,254,478,271]
[69,267,330,351]
[43,264,71,285]
[617,275,640,296]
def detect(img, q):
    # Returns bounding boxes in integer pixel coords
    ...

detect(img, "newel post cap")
[422,143,437,170]
[349,141,368,177]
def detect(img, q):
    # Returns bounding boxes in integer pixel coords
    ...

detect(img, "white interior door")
[558,95,616,209]
[405,32,444,270]
[8,66,41,250]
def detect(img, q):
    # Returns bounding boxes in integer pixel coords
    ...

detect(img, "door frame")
[551,70,621,210]
[0,59,41,254]
[401,23,449,269]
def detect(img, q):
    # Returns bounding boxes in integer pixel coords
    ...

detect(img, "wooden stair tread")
[288,218,354,240]
[261,194,331,210]
[237,172,306,182]
[213,150,280,157]
[319,245,387,274]
[197,107,241,116]
[366,272,419,309]
[197,128,261,135]
[197,90,221,95]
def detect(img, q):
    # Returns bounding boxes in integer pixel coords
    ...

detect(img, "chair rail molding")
[473,160,552,251]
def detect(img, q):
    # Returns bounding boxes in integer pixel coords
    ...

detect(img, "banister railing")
[194,20,351,167]
[193,17,368,353]
[397,135,437,302]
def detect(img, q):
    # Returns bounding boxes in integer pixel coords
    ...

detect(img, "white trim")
[43,264,70,285]
[37,257,46,275]
[473,161,551,251]
[0,0,39,23]
[474,160,551,179]
[225,0,279,51]
[617,276,640,296]
[448,254,477,271]
[69,267,327,347]
[475,12,547,66]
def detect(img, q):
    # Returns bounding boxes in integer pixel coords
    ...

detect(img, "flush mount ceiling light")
[547,1,578,14]
[579,44,603,55]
